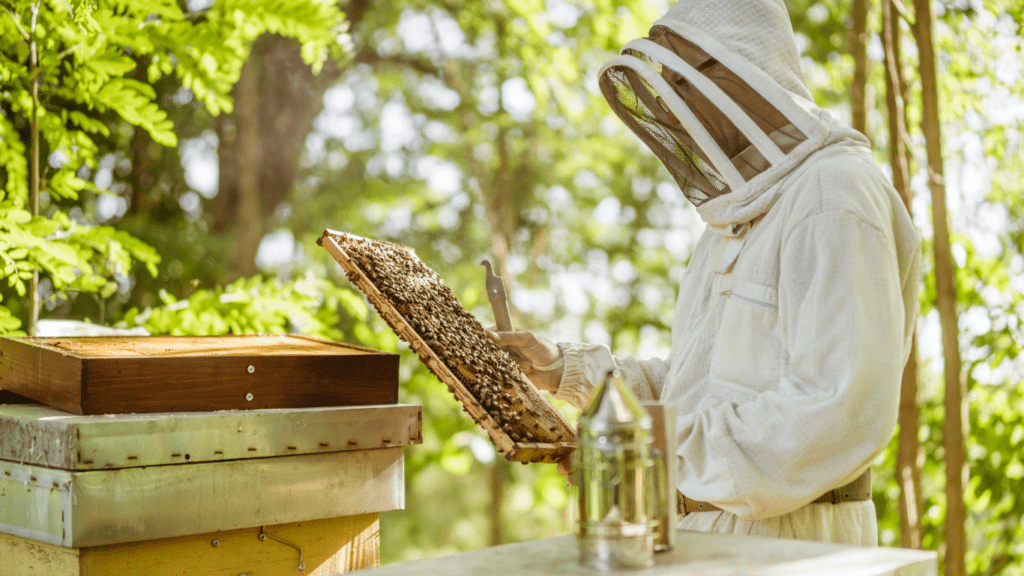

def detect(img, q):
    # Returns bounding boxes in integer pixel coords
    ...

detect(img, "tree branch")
[4,7,29,41]
[342,0,372,32]
[28,0,41,335]
[891,0,916,27]
[352,45,442,77]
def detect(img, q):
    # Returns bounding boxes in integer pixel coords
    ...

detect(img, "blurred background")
[1,0,1022,574]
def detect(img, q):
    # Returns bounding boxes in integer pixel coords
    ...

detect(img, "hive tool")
[481,259,513,332]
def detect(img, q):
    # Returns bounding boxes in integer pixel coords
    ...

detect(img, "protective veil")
[554,0,921,544]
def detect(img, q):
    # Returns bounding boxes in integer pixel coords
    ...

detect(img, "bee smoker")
[576,369,666,571]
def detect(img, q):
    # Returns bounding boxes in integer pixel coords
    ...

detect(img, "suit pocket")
[710,281,782,396]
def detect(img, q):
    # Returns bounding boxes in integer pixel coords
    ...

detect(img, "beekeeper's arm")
[488,329,669,405]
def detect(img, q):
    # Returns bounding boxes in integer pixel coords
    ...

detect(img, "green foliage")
[966,381,1024,575]
[120,273,370,341]
[0,0,348,334]
[108,0,348,116]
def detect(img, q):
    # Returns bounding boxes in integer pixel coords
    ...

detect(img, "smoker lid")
[578,371,651,434]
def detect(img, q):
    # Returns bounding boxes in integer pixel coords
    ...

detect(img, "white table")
[354,530,937,576]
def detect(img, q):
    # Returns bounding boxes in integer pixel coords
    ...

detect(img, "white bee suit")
[554,0,921,545]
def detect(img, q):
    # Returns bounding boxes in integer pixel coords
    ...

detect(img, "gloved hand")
[486,328,564,393]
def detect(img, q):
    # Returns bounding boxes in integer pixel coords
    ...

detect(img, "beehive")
[318,230,575,464]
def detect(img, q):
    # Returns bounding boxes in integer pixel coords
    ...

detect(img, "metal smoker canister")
[576,369,656,571]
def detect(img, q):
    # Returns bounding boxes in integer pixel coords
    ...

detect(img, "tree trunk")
[254,35,342,216]
[489,459,505,546]
[486,15,514,283]
[850,0,872,142]
[212,114,239,234]
[208,0,373,254]
[911,0,968,573]
[235,56,263,278]
[212,34,345,276]
[882,0,910,203]
[128,56,156,217]
[27,2,40,336]
[881,0,924,550]
[129,125,154,216]
[898,335,924,548]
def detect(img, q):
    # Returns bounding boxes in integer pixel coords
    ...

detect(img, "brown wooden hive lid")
[0,334,399,415]
[18,334,378,358]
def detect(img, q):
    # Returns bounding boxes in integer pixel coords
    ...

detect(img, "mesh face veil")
[599,23,808,206]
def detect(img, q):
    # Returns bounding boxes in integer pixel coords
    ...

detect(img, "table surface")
[353,530,937,576]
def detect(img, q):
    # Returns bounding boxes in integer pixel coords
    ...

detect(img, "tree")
[209,31,355,278]
[1,0,168,334]
[880,0,925,551]
[910,0,967,573]
[0,0,347,332]
[849,0,873,142]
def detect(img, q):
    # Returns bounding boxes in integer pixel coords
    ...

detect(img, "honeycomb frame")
[318,229,575,464]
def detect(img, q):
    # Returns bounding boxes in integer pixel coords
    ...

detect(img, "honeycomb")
[318,231,574,455]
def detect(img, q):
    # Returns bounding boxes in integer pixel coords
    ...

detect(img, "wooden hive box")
[0,402,422,575]
[0,334,398,415]
[317,229,575,465]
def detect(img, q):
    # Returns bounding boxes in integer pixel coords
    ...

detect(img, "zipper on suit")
[720,289,778,311]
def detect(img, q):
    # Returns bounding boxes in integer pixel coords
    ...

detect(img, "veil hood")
[599,0,867,227]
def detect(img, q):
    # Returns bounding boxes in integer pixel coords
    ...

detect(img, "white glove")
[486,328,564,393]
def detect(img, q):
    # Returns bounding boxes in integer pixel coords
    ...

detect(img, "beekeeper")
[490,0,920,545]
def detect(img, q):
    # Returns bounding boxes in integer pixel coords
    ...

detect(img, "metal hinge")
[259,526,305,571]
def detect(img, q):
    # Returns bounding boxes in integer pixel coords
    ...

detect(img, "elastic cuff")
[532,356,564,372]
[553,342,593,408]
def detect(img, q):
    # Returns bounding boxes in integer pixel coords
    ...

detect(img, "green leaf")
[39,241,78,265]
[1,208,32,224]
[68,111,111,136]
[158,289,177,305]
[87,51,136,78]
[95,78,178,146]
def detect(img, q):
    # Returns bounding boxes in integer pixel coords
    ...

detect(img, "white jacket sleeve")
[553,342,670,408]
[676,209,909,520]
